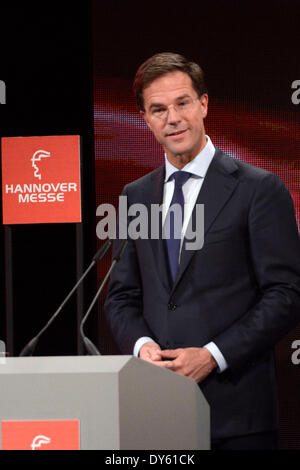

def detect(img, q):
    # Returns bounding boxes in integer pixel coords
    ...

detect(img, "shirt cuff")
[133,337,155,357]
[204,342,228,373]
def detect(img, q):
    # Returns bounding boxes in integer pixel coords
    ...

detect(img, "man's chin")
[167,146,194,160]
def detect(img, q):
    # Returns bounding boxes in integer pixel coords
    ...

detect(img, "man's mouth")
[166,129,187,137]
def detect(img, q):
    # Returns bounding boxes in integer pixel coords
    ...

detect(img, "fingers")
[142,357,174,369]
[152,360,174,368]
[160,348,196,377]
[142,346,216,382]
[140,346,185,371]
[160,349,181,359]
[139,342,161,360]
[146,350,172,367]
[139,346,176,369]
[149,350,163,361]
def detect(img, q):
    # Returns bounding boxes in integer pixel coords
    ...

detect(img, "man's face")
[141,71,208,165]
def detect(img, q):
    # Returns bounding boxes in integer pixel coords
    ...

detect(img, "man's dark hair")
[133,52,208,112]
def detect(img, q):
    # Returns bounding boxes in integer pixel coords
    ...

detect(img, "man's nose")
[166,104,182,124]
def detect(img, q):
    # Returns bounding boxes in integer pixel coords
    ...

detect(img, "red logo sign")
[1,135,82,224]
[1,420,80,450]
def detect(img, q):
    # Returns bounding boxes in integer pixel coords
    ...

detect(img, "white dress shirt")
[133,136,228,372]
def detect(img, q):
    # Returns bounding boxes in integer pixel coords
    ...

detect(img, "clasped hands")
[139,341,217,384]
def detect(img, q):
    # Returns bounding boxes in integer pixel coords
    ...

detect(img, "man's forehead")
[143,71,195,104]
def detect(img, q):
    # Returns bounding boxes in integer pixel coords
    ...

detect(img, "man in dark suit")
[105,53,300,450]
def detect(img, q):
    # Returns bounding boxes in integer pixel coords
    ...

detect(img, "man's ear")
[200,94,209,118]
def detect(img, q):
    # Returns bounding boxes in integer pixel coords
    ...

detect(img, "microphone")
[80,239,128,355]
[19,240,112,357]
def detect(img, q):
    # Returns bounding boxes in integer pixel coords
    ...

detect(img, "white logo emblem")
[31,150,51,180]
[31,434,51,450]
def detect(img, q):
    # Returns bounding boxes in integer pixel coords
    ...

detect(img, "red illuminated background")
[94,78,299,222]
[92,0,300,449]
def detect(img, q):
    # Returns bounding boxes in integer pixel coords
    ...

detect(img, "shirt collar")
[164,135,215,182]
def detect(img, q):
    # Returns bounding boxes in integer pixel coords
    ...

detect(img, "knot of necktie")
[169,171,192,189]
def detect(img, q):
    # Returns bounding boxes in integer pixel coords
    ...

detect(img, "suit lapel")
[171,149,239,293]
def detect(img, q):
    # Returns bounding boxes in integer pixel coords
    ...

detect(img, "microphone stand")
[19,240,112,357]
[80,240,128,355]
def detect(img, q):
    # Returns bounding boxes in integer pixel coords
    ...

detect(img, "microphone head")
[93,239,112,262]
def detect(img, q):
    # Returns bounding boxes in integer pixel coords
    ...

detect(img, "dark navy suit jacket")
[105,148,300,439]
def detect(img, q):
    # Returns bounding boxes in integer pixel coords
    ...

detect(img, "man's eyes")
[150,98,193,117]
[177,100,190,107]
[152,101,189,113]
[152,107,165,114]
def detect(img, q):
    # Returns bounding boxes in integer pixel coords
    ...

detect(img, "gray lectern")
[0,356,210,450]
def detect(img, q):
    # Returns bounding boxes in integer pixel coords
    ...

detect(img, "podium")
[0,356,210,450]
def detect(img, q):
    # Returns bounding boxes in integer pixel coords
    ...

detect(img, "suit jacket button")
[168,303,177,311]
